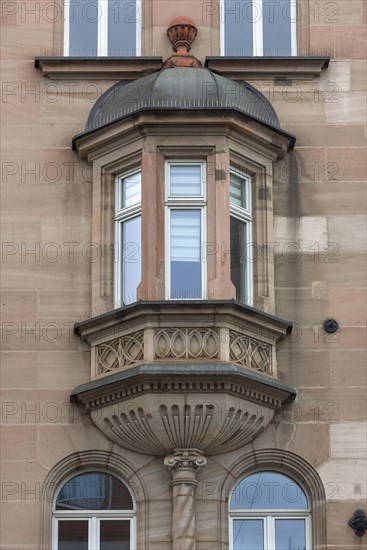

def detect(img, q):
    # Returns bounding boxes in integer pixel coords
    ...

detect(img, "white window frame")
[114,169,142,307]
[52,471,137,550]
[229,512,311,550]
[64,0,142,56]
[230,168,253,306]
[220,0,297,57]
[52,514,136,550]
[165,161,207,300]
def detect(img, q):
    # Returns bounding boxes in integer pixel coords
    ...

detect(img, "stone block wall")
[1,1,366,548]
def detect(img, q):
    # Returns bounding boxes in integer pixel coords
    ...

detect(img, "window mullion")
[63,1,70,56]
[90,517,97,550]
[220,1,225,55]
[136,0,142,55]
[98,0,108,56]
[267,515,275,550]
[290,0,298,55]
[131,517,137,550]
[246,220,253,306]
[253,0,263,56]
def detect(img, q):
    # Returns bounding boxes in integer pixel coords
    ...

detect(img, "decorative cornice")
[205,56,330,81]
[73,111,295,159]
[34,56,163,80]
[71,363,296,410]
[70,365,296,456]
[74,300,292,342]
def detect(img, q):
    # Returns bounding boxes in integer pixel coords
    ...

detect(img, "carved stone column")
[164,449,207,550]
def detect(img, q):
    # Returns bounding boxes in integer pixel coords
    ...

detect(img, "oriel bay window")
[64,0,141,56]
[230,169,253,305]
[115,170,142,306]
[165,162,206,300]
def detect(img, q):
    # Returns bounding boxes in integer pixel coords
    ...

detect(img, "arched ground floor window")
[229,471,311,550]
[40,451,147,550]
[221,449,327,550]
[52,471,136,550]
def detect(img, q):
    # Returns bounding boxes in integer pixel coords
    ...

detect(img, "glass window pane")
[120,172,141,209]
[68,0,98,56]
[275,519,306,550]
[230,472,308,510]
[170,165,202,197]
[263,0,292,55]
[122,215,141,304]
[100,520,130,550]
[230,216,247,302]
[223,0,253,56]
[58,520,88,550]
[230,173,248,209]
[233,519,264,550]
[56,473,133,511]
[170,210,202,299]
[108,0,137,56]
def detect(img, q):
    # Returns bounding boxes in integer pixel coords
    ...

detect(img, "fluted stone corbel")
[164,449,207,550]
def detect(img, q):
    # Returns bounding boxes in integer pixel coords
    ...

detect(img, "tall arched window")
[229,471,311,550]
[52,472,136,549]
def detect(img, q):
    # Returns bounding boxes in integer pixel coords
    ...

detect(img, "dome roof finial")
[163,17,202,68]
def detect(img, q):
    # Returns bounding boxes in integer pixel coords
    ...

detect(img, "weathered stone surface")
[318,460,367,500]
[331,423,367,458]
[1,3,366,548]
[1,351,38,388]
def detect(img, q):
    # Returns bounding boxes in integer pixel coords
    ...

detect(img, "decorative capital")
[164,449,207,471]
[349,509,367,537]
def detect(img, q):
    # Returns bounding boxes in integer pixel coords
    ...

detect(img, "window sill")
[205,56,330,81]
[34,56,163,80]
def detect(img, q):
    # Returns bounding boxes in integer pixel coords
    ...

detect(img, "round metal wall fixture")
[323,319,339,333]
[348,509,367,536]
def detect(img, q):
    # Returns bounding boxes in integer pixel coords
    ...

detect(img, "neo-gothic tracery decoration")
[154,328,220,360]
[96,331,144,374]
[229,330,272,374]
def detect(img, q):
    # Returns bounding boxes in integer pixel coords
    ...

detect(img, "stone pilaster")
[164,449,207,550]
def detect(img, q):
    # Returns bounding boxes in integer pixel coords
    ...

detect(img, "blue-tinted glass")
[69,0,98,56]
[230,472,308,510]
[170,210,202,299]
[223,0,253,56]
[170,165,202,196]
[275,519,306,550]
[122,215,141,304]
[108,0,137,56]
[263,0,292,55]
[100,520,130,550]
[58,520,88,550]
[233,519,264,550]
[56,472,133,510]
[120,171,141,209]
